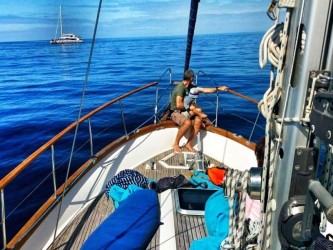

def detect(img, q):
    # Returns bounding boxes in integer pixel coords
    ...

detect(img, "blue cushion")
[81,189,160,250]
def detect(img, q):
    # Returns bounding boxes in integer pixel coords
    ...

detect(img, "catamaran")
[50,5,83,44]
[1,0,333,249]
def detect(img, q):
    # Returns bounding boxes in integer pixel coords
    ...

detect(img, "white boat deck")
[48,149,222,250]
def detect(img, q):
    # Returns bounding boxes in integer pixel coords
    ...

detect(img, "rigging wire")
[51,0,103,248]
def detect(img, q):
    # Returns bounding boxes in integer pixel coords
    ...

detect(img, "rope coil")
[221,169,250,250]
[259,23,284,69]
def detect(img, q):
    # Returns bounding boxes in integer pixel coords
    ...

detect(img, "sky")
[0,0,274,42]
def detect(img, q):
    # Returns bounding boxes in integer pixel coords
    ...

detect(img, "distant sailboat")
[50,5,83,44]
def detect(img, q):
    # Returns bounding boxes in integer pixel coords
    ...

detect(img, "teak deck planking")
[49,149,221,250]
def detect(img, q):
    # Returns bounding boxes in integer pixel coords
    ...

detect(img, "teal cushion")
[190,189,229,250]
[205,189,229,237]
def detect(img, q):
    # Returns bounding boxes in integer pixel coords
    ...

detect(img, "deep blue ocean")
[0,33,269,243]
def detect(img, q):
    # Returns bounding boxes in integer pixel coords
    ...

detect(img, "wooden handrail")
[0,81,158,190]
[195,70,258,105]
[226,88,259,105]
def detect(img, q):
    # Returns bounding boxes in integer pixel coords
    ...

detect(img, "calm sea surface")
[0,33,269,241]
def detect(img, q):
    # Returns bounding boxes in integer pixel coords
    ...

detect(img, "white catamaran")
[1,0,333,249]
[50,5,83,45]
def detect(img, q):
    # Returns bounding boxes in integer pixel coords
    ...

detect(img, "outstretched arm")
[197,86,229,93]
[218,86,229,91]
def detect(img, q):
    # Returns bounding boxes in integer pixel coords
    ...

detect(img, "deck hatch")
[174,188,218,216]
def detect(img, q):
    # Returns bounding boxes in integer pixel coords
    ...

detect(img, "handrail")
[0,81,158,190]
[226,88,259,104]
[196,70,220,125]
[196,70,260,131]
[154,68,172,123]
[157,68,172,83]
[196,70,219,86]
[196,70,259,104]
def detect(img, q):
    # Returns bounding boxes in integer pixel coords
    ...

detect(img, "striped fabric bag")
[105,169,148,197]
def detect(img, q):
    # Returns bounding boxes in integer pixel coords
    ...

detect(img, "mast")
[184,0,200,72]
[257,0,333,248]
[60,5,63,36]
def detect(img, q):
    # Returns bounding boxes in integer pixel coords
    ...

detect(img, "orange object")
[207,167,226,186]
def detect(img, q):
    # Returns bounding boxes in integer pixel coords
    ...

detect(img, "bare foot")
[185,143,197,152]
[173,144,182,153]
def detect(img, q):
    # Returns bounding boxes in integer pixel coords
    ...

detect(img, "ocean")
[0,33,269,242]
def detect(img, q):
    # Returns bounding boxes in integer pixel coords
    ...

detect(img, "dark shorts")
[171,110,189,126]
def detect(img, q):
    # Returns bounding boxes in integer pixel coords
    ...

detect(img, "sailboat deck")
[49,149,222,250]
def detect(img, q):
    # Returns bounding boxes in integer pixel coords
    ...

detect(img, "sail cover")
[184,0,200,72]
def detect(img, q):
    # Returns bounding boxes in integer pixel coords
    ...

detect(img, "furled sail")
[184,0,200,72]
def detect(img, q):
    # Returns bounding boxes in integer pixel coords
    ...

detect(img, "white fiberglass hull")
[20,125,256,250]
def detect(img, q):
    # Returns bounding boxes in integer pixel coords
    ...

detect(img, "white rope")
[225,169,237,248]
[257,9,291,249]
[235,171,248,249]
[259,23,284,69]
[258,78,283,119]
[221,169,236,249]
[221,170,250,250]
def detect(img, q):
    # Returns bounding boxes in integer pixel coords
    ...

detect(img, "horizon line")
[0,30,266,43]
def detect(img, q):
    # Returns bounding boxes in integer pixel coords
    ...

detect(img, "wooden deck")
[49,149,221,250]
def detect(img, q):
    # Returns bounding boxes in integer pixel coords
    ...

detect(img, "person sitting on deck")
[170,69,228,153]
[184,85,229,119]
